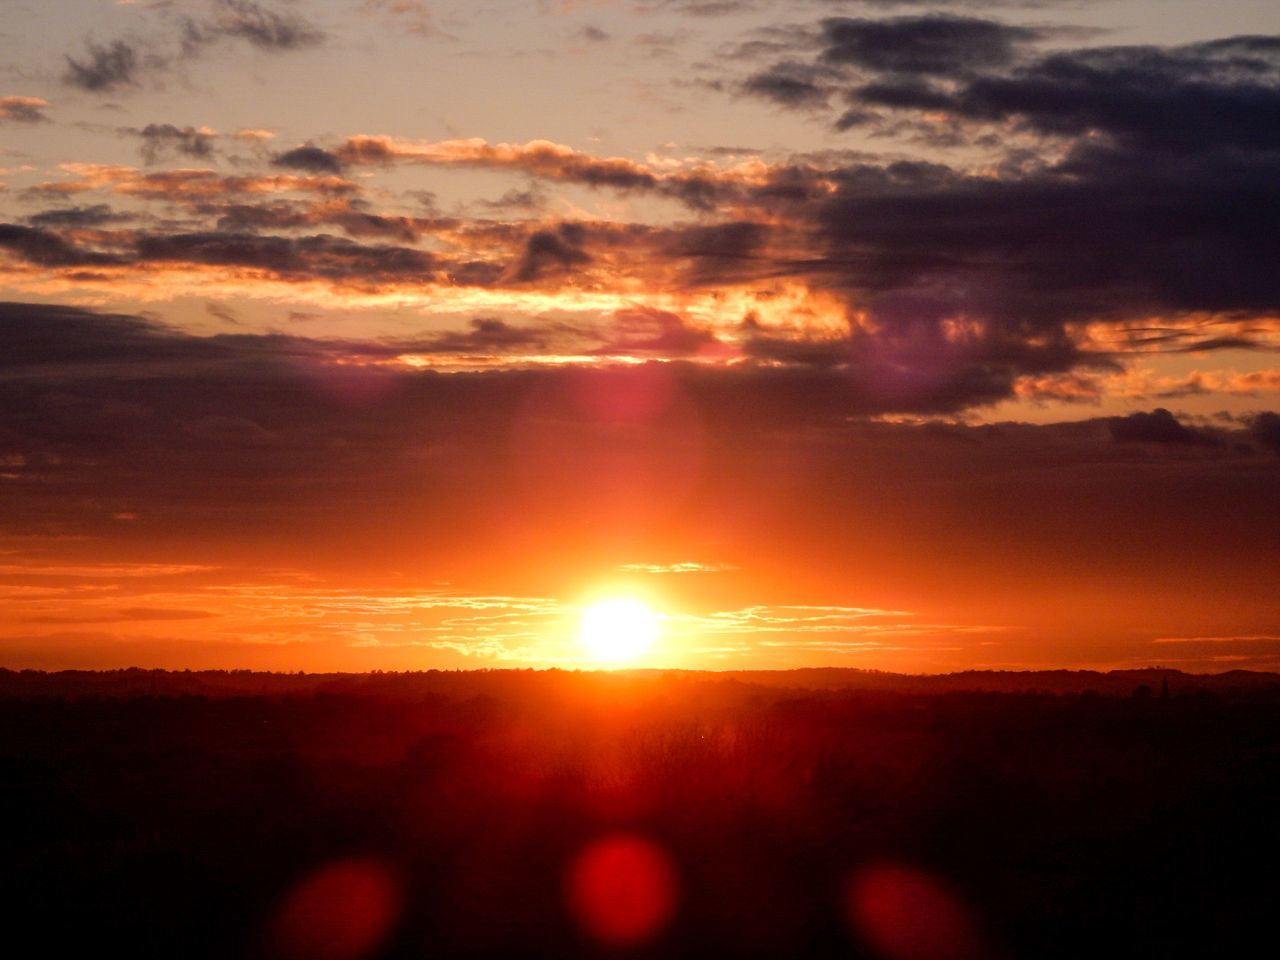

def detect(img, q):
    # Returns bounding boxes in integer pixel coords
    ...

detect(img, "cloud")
[753,17,1280,160]
[742,64,833,107]
[594,305,717,355]
[136,123,217,164]
[1152,634,1280,644]
[2,301,1276,645]
[0,224,124,268]
[26,205,125,228]
[206,0,324,50]
[1249,411,1280,453]
[1012,371,1102,404]
[362,0,444,39]
[474,186,549,213]
[404,317,551,355]
[336,136,662,189]
[20,17,1280,417]
[616,562,738,573]
[333,136,747,210]
[513,223,590,282]
[820,15,1041,76]
[640,0,758,16]
[132,231,436,284]
[1108,408,1218,445]
[271,145,344,174]
[0,302,224,370]
[207,197,431,243]
[926,38,1280,155]
[812,144,1280,333]
[112,168,359,200]
[0,96,50,123]
[660,221,768,285]
[21,607,220,625]
[63,1,324,93]
[64,40,140,91]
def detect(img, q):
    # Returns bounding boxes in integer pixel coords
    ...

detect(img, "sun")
[580,597,659,662]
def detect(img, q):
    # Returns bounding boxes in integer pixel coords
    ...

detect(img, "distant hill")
[1,665,1277,699]
[711,667,1280,695]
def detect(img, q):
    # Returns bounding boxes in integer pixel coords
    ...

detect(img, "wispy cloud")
[63,0,324,92]
[1153,635,1280,644]
[616,562,739,573]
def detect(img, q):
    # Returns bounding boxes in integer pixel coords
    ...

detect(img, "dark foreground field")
[3,668,1278,959]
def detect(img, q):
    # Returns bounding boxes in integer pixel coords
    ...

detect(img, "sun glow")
[580,597,659,663]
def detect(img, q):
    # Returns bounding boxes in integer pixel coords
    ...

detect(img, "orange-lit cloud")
[333,135,776,210]
[0,95,49,123]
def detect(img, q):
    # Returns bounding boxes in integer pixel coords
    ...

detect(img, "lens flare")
[566,833,679,947]
[267,858,402,960]
[846,863,984,960]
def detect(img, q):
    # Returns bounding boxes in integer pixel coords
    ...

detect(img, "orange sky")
[1,1,1278,672]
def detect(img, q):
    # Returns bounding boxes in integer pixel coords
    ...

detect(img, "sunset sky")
[2,0,1278,673]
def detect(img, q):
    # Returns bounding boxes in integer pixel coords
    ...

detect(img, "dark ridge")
[1,664,1276,699]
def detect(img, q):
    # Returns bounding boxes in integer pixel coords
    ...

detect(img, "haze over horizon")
[2,0,1278,673]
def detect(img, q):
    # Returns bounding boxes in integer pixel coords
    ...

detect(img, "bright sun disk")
[580,598,658,662]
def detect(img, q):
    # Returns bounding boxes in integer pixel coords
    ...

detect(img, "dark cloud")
[738,322,1081,412]
[475,186,548,213]
[64,40,140,91]
[1109,408,1218,445]
[796,20,1280,342]
[271,145,344,174]
[1249,411,1280,454]
[576,25,610,43]
[594,306,717,356]
[664,221,766,260]
[1,218,444,287]
[64,1,323,94]
[944,38,1280,153]
[205,198,428,243]
[513,223,590,282]
[749,17,1280,160]
[852,77,954,110]
[210,0,324,50]
[408,317,550,354]
[133,231,435,283]
[0,224,124,268]
[743,65,832,107]
[137,123,216,164]
[820,15,1040,76]
[205,301,241,326]
[769,21,1280,161]
[27,205,123,229]
[660,221,771,286]
[815,145,1280,321]
[0,302,220,370]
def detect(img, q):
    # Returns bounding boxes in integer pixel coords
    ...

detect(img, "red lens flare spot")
[268,858,403,960]
[566,833,679,947]
[846,863,985,960]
